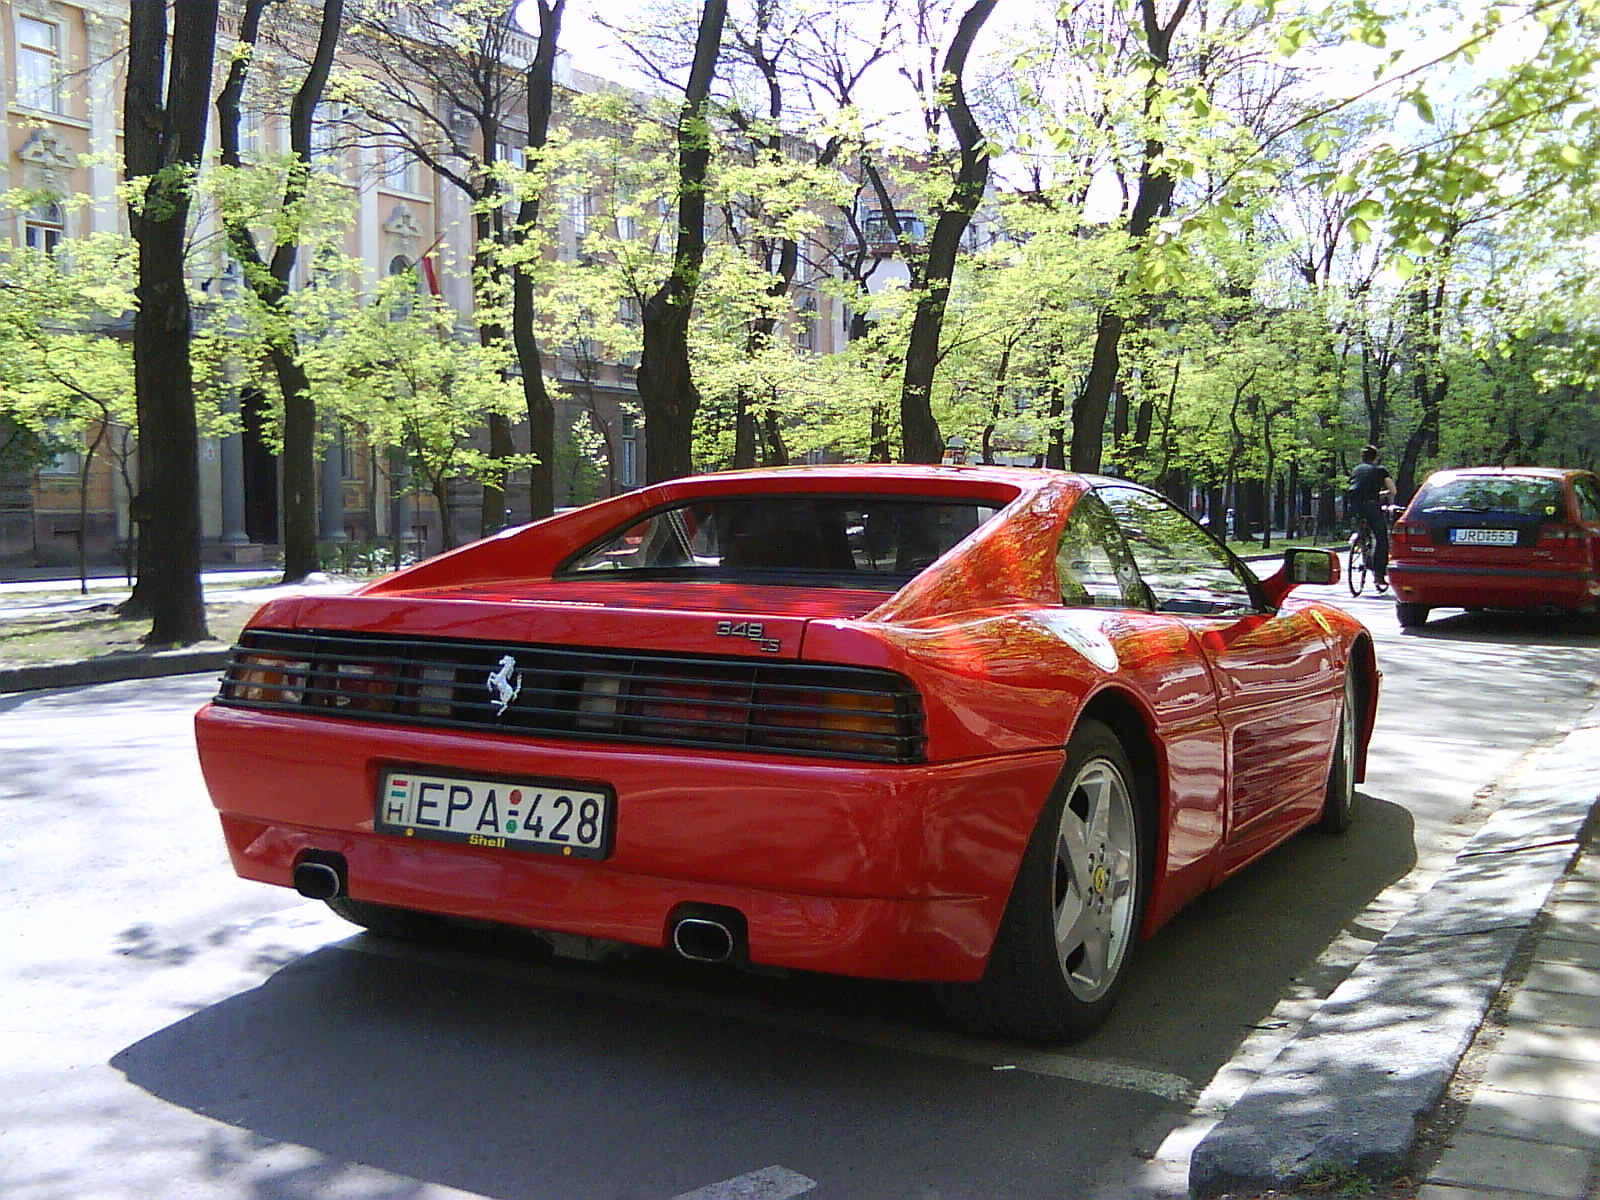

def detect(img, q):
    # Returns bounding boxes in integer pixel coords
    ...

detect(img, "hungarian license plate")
[377,769,611,858]
[1450,528,1518,546]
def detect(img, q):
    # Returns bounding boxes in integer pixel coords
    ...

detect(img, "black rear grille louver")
[216,629,926,764]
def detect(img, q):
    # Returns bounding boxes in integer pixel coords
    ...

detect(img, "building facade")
[0,2,856,572]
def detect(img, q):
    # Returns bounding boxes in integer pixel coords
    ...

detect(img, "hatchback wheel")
[1397,601,1429,628]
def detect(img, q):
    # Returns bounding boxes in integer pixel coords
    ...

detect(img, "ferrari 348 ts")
[195,465,1378,1040]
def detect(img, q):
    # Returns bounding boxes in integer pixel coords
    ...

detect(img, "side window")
[1573,477,1600,524]
[1098,486,1261,615]
[1056,493,1146,609]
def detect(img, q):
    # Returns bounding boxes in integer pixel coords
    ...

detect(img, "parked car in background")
[1389,467,1600,628]
[195,464,1377,1040]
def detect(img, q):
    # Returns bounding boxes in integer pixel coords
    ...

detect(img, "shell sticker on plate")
[377,769,612,858]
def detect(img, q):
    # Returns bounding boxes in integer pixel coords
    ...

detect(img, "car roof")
[665,462,1088,492]
[1422,466,1589,485]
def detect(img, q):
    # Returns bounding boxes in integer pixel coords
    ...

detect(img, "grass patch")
[0,599,259,666]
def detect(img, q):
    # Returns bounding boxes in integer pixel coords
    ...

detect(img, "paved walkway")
[1412,826,1600,1200]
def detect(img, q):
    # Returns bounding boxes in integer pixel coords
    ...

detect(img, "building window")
[17,17,63,114]
[496,142,526,214]
[862,209,925,243]
[614,186,636,241]
[569,192,592,247]
[217,254,244,296]
[796,296,818,351]
[38,418,81,476]
[239,105,264,159]
[24,202,64,252]
[382,132,414,193]
[311,102,343,167]
[387,255,417,319]
[620,415,637,487]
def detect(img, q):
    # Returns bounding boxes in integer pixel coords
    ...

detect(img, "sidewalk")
[1189,704,1600,1200]
[1411,823,1600,1200]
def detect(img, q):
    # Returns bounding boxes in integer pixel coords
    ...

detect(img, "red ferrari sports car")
[195,465,1378,1039]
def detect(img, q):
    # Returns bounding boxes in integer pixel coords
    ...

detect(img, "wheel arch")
[1075,687,1165,899]
[1347,633,1380,783]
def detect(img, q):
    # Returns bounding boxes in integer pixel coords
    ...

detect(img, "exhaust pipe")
[673,917,736,963]
[293,858,345,901]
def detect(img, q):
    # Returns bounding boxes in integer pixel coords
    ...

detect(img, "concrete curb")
[0,648,230,694]
[1189,715,1600,1198]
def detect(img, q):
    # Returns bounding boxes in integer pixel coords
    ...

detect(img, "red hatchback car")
[195,465,1377,1039]
[1389,467,1600,628]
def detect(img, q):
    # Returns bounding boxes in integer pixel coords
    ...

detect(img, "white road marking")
[345,932,1197,1103]
[669,1165,817,1200]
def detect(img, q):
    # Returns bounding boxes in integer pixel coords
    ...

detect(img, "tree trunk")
[638,0,727,483]
[274,350,320,580]
[1069,0,1190,473]
[216,0,342,582]
[897,1,996,464]
[514,1,565,520]
[123,0,217,645]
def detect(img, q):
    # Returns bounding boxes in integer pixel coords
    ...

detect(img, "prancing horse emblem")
[487,655,522,716]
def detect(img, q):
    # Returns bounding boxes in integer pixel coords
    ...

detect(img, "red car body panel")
[194,465,1376,984]
[1390,466,1600,614]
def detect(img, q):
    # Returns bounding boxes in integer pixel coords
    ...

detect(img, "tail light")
[631,679,748,743]
[220,631,925,763]
[761,687,905,756]
[224,653,309,704]
[328,662,399,712]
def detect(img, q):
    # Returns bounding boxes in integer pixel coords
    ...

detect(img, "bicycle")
[1346,507,1398,597]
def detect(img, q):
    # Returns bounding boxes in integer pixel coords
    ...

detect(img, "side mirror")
[1286,547,1339,585]
[1261,547,1340,607]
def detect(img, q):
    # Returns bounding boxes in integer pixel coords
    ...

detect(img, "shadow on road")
[1400,609,1600,647]
[1089,792,1417,1076]
[110,798,1417,1200]
[113,933,1148,1200]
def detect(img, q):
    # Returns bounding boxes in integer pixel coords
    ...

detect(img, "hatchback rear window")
[1413,476,1565,519]
[560,496,1001,584]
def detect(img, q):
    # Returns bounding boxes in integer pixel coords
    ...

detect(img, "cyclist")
[1348,445,1397,588]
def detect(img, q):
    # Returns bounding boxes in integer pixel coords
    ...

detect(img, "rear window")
[560,495,1001,584]
[1413,475,1565,519]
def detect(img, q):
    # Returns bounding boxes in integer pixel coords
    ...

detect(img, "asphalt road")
[2,590,1598,1200]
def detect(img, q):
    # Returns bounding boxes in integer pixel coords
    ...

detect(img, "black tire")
[327,895,449,941]
[1319,670,1359,833]
[1346,539,1367,596]
[1396,601,1429,628]
[936,720,1149,1041]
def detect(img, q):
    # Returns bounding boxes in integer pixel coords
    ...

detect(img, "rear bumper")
[196,703,1065,981]
[1389,561,1600,611]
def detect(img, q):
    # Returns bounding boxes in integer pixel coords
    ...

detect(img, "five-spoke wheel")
[936,720,1147,1041]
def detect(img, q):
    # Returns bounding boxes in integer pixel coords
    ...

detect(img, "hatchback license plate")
[377,769,611,858]
[1450,528,1518,546]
